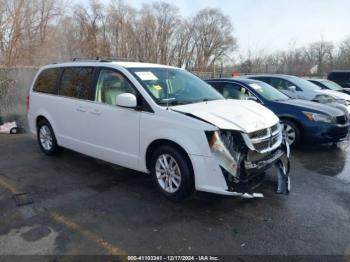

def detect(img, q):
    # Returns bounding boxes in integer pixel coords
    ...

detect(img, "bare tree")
[0,0,61,66]
[73,0,104,58]
[304,40,334,76]
[152,1,180,64]
[0,0,237,69]
[335,36,350,69]
[191,8,237,70]
[169,21,194,67]
[0,0,26,66]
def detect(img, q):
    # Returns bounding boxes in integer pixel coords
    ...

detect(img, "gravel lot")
[0,133,349,258]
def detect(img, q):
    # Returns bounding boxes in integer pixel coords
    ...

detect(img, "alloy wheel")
[39,125,53,151]
[282,123,296,146]
[155,154,182,193]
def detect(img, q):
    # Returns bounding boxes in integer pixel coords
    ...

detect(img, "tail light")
[26,95,30,111]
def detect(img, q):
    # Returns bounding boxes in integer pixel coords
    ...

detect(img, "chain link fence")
[191,70,234,80]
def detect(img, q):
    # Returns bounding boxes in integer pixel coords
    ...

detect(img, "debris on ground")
[0,122,24,134]
[13,192,34,207]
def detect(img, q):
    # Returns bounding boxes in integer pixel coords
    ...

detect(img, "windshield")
[321,80,343,91]
[249,82,290,101]
[290,77,322,91]
[128,67,223,105]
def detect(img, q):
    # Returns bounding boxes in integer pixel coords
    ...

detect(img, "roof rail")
[72,56,144,63]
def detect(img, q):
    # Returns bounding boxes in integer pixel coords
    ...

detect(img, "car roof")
[244,74,300,79]
[40,61,178,70]
[329,70,350,73]
[308,78,331,82]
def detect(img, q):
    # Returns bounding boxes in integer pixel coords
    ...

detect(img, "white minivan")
[27,60,290,201]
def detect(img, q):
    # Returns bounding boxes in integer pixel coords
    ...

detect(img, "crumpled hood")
[316,89,350,100]
[171,99,279,133]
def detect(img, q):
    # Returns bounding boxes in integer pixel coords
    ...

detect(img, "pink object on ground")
[0,122,17,134]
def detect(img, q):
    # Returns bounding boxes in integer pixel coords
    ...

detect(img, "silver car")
[246,74,350,116]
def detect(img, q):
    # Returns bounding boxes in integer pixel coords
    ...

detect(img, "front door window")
[95,69,136,106]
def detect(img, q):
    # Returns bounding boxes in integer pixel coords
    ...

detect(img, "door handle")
[76,106,86,112]
[90,109,101,116]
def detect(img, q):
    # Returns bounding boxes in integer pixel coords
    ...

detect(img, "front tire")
[37,119,62,156]
[281,120,300,147]
[150,145,194,202]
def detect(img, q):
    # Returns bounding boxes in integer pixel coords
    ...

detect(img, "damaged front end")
[207,123,290,198]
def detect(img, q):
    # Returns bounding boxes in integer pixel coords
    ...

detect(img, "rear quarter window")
[33,68,61,94]
[251,77,270,84]
[59,67,94,100]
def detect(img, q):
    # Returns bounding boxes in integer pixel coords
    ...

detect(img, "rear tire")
[150,145,194,202]
[10,127,18,134]
[281,120,300,147]
[37,119,62,156]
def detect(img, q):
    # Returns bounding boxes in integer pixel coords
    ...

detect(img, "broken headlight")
[206,130,246,179]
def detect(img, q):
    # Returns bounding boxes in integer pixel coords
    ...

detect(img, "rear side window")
[33,68,60,94]
[59,67,94,100]
[251,77,270,84]
[270,78,294,91]
[206,81,224,92]
[207,81,250,99]
[222,83,250,100]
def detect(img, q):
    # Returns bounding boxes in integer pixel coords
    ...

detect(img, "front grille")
[271,124,279,134]
[254,140,269,151]
[246,123,282,153]
[337,115,347,125]
[249,128,268,139]
[272,135,279,144]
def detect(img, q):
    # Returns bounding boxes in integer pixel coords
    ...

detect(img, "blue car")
[206,78,350,146]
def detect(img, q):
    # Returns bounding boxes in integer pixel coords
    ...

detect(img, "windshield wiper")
[158,100,184,106]
[200,98,218,103]
[275,99,289,101]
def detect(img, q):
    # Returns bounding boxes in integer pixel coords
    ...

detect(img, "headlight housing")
[207,131,240,178]
[334,99,347,105]
[303,111,336,124]
[314,95,335,104]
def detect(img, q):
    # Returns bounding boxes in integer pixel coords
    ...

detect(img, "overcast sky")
[90,0,350,54]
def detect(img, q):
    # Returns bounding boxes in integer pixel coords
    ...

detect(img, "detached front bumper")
[209,130,290,197]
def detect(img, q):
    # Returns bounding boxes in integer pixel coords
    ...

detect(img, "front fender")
[139,126,211,172]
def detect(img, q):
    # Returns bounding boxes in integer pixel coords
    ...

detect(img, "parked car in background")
[308,79,350,95]
[27,60,291,200]
[328,70,350,88]
[206,78,350,147]
[245,74,350,115]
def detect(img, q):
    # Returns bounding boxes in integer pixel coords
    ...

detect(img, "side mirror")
[116,93,137,108]
[288,86,297,92]
[247,96,258,102]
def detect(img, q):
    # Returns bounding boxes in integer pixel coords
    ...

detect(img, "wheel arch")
[35,114,60,144]
[145,139,194,175]
[36,115,48,127]
[279,115,304,140]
